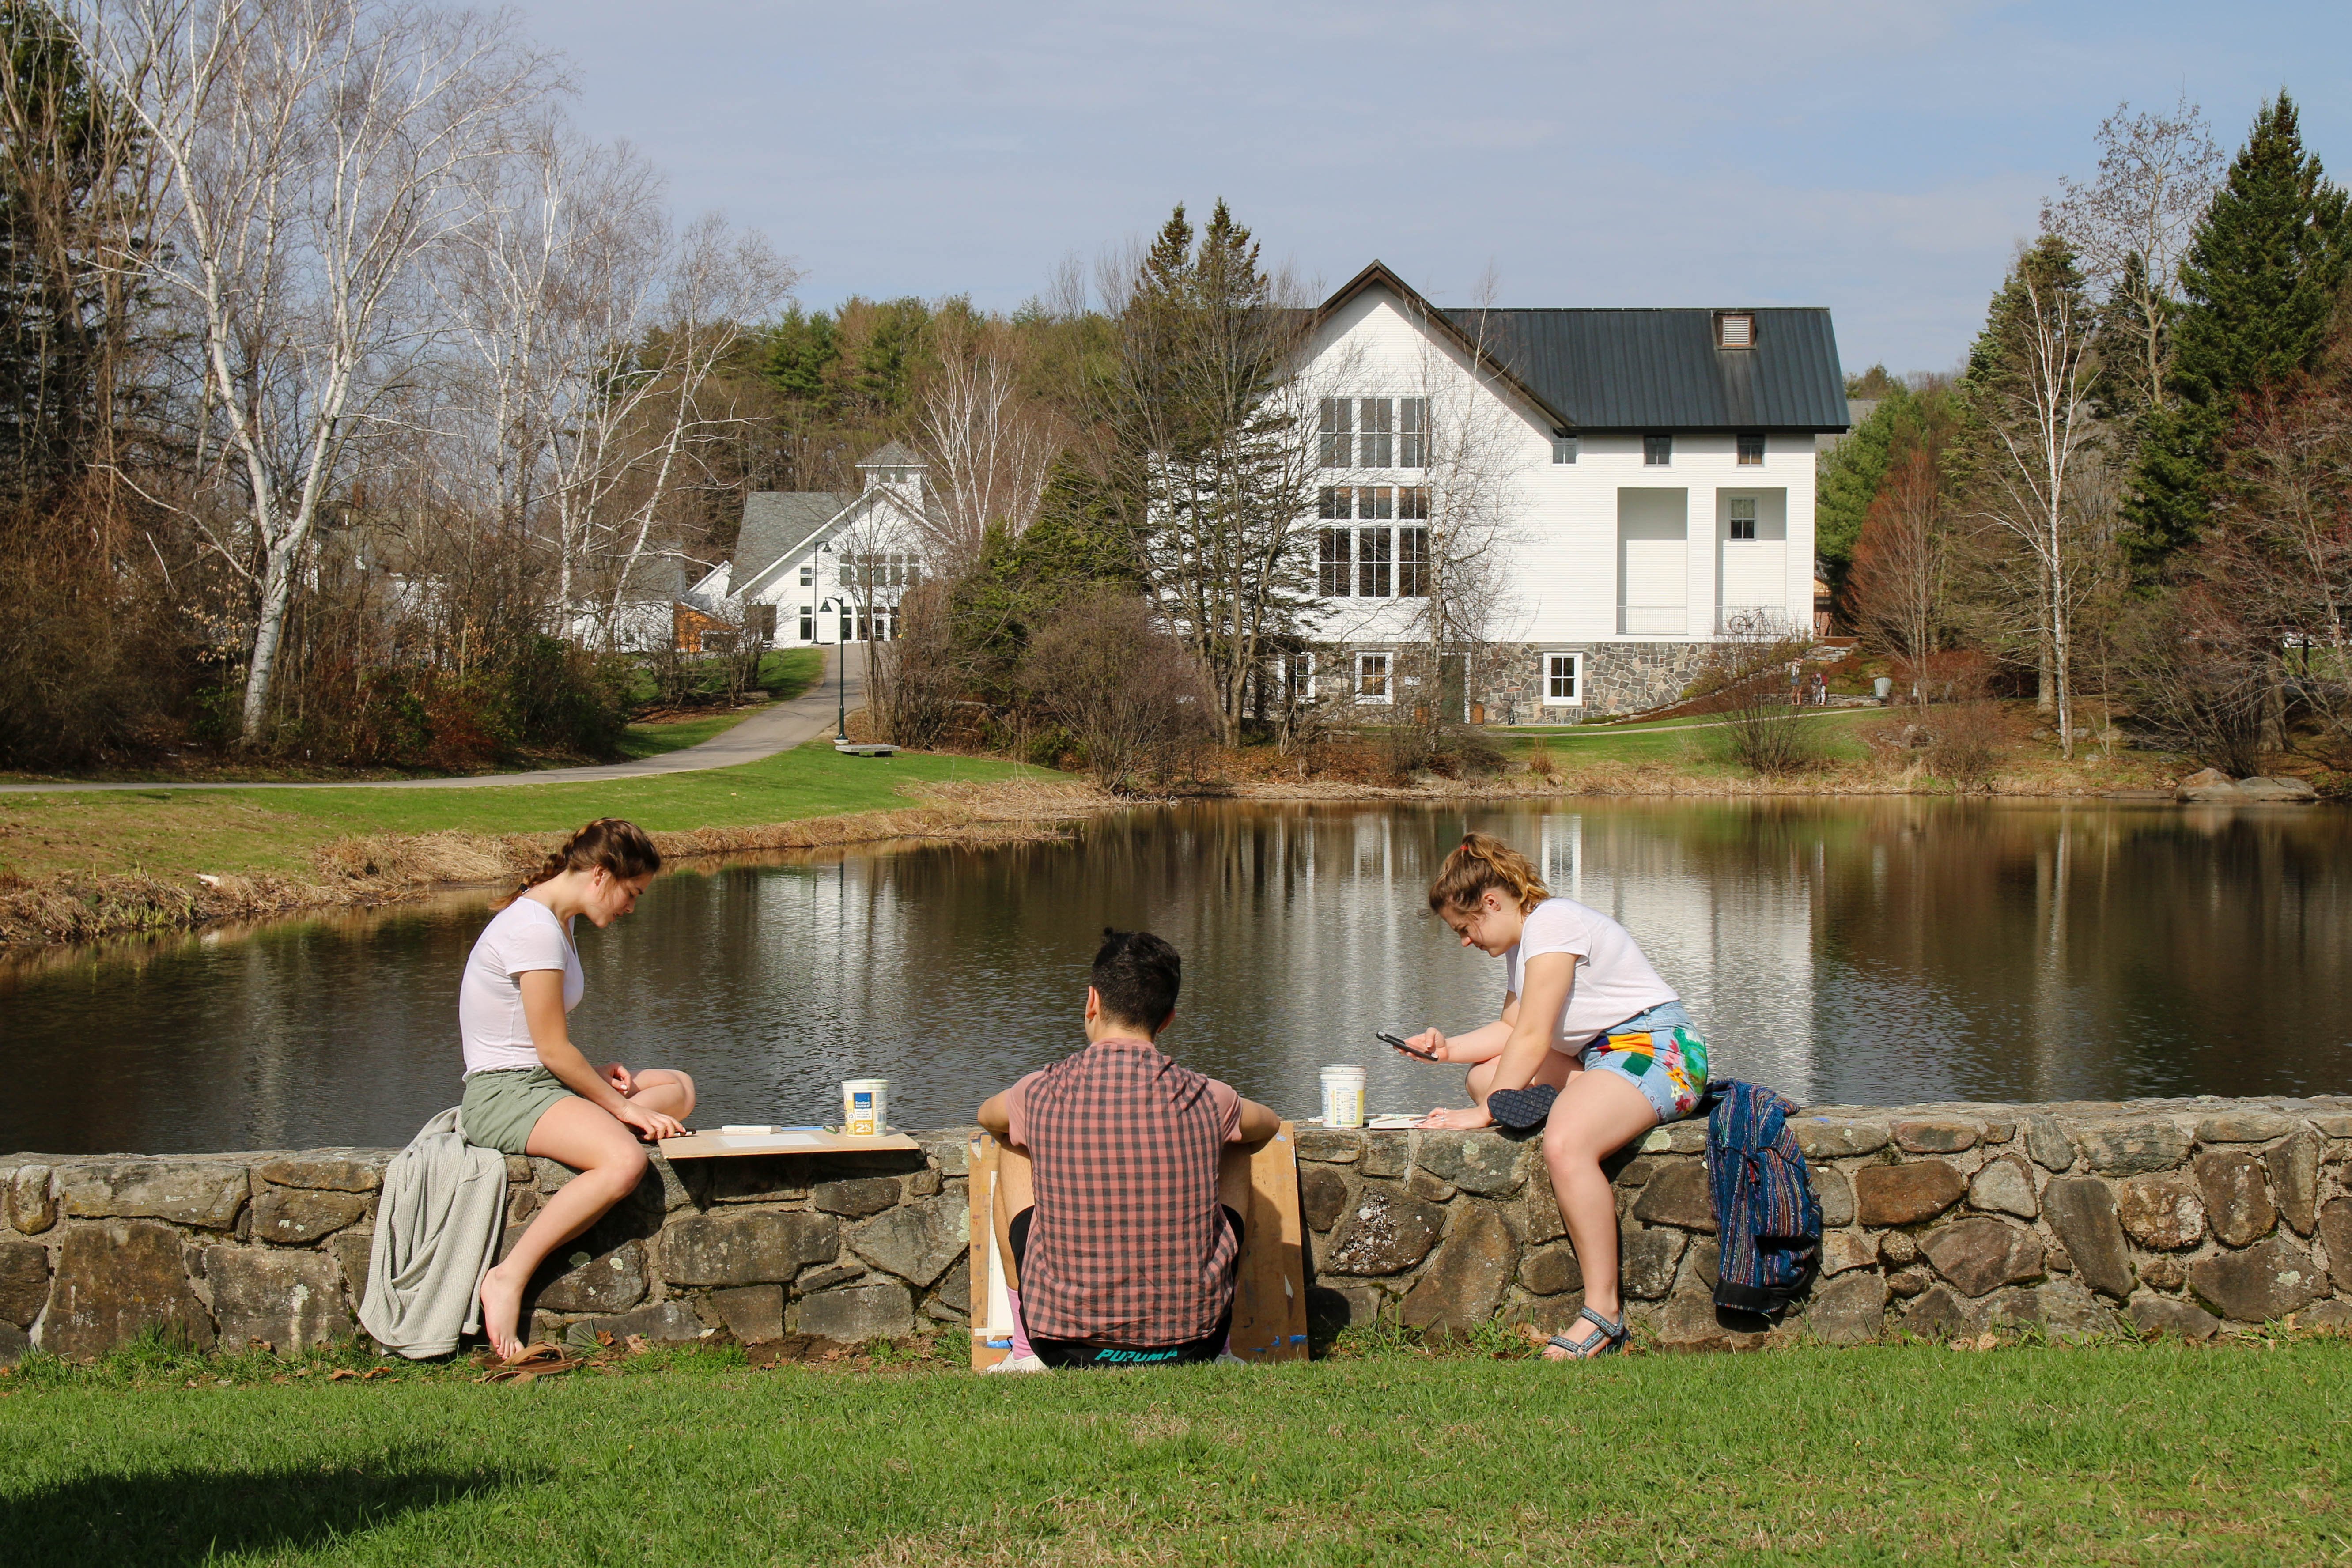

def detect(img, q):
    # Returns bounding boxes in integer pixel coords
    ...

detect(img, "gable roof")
[1316,261,1848,434]
[734,490,849,582]
[1316,262,1573,431]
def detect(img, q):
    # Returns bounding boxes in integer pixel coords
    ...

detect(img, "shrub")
[1017,589,1214,793]
[1699,614,1820,776]
[1926,701,2008,790]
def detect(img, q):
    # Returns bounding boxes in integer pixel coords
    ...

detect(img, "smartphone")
[1378,1031,1440,1062]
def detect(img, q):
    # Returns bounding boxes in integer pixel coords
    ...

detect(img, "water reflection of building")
[1543,811,1818,1099]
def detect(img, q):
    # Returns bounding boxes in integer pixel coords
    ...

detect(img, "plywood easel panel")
[965,1124,1308,1369]
[1225,1122,1310,1363]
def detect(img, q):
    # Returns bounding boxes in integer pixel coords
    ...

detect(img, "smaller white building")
[684,442,931,645]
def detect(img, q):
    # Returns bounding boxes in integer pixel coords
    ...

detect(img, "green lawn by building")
[0,741,1045,885]
[1,1337,2344,1565]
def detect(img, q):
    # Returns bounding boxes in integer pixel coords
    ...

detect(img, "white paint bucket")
[1319,1064,1366,1129]
[842,1078,889,1137]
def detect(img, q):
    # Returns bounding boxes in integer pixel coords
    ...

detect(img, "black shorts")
[1007,1204,1244,1369]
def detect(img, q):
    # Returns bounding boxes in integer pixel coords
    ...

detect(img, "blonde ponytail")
[1427,831,1549,915]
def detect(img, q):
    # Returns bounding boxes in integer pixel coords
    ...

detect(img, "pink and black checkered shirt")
[1005,1036,1242,1345]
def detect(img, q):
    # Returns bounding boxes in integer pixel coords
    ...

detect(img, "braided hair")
[511,818,662,902]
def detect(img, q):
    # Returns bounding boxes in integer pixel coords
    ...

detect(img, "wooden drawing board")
[658,1129,919,1159]
[966,1123,1309,1369]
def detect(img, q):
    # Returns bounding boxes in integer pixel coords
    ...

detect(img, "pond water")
[4,800,2349,1155]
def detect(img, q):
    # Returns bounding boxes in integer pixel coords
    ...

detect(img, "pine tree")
[2127,92,2352,572]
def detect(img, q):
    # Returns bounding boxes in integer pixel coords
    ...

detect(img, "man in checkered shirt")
[977,929,1280,1370]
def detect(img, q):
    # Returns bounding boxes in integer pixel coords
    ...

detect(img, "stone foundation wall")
[7,1094,2351,1362]
[1479,641,1712,722]
[1318,640,1709,725]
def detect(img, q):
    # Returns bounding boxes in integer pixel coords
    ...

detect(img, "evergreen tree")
[2127,91,2352,572]
[1815,382,1913,591]
[759,305,836,404]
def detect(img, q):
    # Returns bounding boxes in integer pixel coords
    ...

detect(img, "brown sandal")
[475,1342,584,1383]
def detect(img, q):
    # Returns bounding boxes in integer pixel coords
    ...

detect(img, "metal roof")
[1441,306,1849,433]
[734,490,848,584]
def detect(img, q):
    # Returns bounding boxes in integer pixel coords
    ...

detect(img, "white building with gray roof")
[685,441,932,645]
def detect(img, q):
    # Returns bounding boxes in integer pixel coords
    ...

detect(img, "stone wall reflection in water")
[2,800,2345,1154]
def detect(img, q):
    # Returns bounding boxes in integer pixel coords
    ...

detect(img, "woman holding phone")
[1399,833,1708,1360]
[458,818,698,1359]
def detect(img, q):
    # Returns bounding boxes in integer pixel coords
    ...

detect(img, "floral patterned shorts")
[1578,1001,1710,1124]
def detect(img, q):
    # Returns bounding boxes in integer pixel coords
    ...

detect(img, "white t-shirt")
[458,897,582,1077]
[1502,896,1679,1050]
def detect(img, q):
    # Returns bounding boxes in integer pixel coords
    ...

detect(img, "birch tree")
[582,211,791,646]
[915,312,1056,572]
[438,120,666,612]
[69,0,550,743]
[1955,234,2102,759]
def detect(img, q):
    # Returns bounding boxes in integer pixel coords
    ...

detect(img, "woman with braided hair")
[458,818,697,1358]
[1398,832,1708,1361]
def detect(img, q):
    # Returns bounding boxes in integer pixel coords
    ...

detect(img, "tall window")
[1399,526,1429,597]
[1319,397,1353,468]
[1644,434,1673,465]
[1399,397,1429,467]
[1729,497,1757,540]
[798,604,815,640]
[1358,525,1392,597]
[1319,527,1352,596]
[1358,397,1393,467]
[1737,432,1765,465]
[1317,487,1428,598]
[1355,651,1391,703]
[1323,396,1428,468]
[1552,435,1579,464]
[1545,653,1582,706]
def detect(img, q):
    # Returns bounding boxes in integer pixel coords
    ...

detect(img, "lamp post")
[817,595,848,742]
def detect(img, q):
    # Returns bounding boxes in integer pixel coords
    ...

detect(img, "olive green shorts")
[460,1066,575,1155]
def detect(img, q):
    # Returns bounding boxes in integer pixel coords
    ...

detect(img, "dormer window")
[1717,312,1755,348]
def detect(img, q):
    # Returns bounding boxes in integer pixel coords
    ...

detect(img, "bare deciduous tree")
[1847,448,1948,700]
[916,313,1056,571]
[2044,94,2222,416]
[71,0,553,743]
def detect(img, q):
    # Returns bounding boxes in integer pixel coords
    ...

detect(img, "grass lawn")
[1,1337,2344,1565]
[1493,707,1885,769]
[0,742,1044,884]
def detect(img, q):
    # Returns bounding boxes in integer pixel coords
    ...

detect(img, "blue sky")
[531,1,2352,374]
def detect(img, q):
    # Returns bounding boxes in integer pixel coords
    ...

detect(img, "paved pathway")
[0,647,868,794]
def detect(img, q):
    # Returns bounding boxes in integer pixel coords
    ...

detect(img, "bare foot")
[479,1266,526,1360]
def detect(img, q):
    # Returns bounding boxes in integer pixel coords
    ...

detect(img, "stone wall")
[1479,641,1712,722]
[1317,640,1708,724]
[7,1093,2351,1362]
[0,1137,973,1364]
